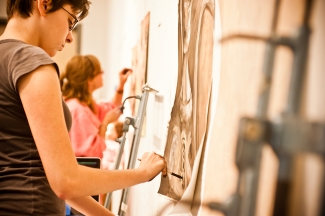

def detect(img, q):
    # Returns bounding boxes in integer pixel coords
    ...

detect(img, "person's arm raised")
[17,65,165,200]
[99,107,122,138]
[111,68,132,106]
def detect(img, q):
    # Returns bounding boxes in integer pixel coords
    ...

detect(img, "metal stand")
[103,116,136,209]
[209,0,325,215]
[103,84,158,215]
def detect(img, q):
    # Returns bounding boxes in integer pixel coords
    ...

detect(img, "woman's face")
[38,4,75,57]
[88,71,104,93]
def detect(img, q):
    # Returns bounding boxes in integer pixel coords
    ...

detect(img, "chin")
[48,50,58,57]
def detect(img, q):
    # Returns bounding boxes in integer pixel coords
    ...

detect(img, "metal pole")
[118,84,157,216]
[234,1,281,215]
[104,118,134,209]
[273,1,313,215]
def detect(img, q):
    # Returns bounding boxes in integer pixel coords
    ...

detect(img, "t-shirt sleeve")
[8,45,59,90]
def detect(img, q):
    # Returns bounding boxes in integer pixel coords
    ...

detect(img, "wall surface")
[2,0,322,215]
[1,0,323,214]
[0,0,323,215]
[200,0,325,216]
[80,0,179,215]
[83,0,324,216]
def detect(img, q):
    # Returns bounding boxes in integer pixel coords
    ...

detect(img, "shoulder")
[65,99,89,113]
[65,99,99,125]
[66,98,85,108]
[1,39,60,88]
[2,39,53,63]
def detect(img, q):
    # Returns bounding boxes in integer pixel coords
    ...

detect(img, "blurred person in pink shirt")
[60,55,132,159]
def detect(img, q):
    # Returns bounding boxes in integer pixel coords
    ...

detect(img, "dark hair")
[6,0,91,20]
[60,55,102,112]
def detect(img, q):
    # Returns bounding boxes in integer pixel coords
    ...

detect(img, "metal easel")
[207,0,325,215]
[103,83,158,215]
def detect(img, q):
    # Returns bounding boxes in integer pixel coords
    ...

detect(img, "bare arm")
[17,65,166,200]
[99,107,122,138]
[110,68,132,106]
[99,68,132,137]
[66,196,115,216]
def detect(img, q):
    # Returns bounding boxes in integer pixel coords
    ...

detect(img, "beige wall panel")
[304,0,325,121]
[199,0,324,216]
[218,0,275,37]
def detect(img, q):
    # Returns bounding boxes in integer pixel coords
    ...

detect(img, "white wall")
[80,0,179,215]
[1,0,179,214]
[123,1,179,215]
[79,0,110,99]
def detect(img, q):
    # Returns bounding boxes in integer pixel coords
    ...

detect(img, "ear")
[37,0,52,17]
[87,78,94,88]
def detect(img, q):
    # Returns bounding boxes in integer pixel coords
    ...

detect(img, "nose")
[66,31,74,43]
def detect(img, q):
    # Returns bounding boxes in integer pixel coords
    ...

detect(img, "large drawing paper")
[168,141,204,215]
[158,0,215,205]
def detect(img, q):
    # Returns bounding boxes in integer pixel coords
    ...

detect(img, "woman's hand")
[117,68,132,91]
[137,152,167,182]
[103,107,122,126]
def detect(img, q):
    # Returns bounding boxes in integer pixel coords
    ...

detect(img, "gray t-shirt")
[0,39,72,215]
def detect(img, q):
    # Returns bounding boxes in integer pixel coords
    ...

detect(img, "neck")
[1,16,40,46]
[90,99,98,114]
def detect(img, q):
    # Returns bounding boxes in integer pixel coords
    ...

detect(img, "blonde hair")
[60,55,102,112]
[114,121,124,138]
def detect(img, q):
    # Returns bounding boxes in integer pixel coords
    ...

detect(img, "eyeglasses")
[61,6,79,31]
